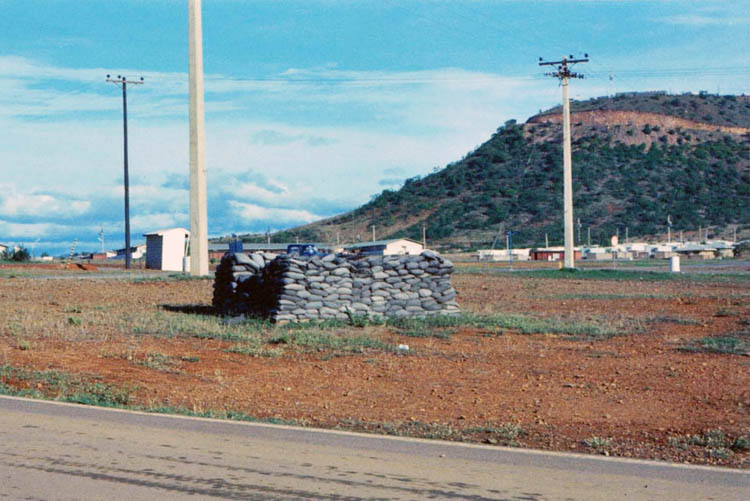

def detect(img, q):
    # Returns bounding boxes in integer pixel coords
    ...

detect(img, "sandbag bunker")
[213,250,460,322]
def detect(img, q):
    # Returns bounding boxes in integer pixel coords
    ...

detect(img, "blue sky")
[1,0,748,255]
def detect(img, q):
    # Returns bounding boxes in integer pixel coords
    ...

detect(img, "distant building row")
[477,240,738,262]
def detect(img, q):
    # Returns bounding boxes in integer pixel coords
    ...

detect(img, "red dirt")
[1,270,747,467]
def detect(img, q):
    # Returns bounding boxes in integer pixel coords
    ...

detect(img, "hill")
[238,92,750,249]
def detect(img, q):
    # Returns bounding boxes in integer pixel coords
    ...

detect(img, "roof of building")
[345,238,423,249]
[675,243,717,252]
[144,227,189,237]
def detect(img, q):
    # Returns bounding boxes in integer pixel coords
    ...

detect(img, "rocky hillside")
[244,92,750,249]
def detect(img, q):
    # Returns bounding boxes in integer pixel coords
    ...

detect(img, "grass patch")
[678,334,750,355]
[225,342,283,358]
[456,267,750,283]
[583,436,613,451]
[0,364,133,406]
[128,311,269,343]
[646,315,702,326]
[335,418,528,446]
[134,352,184,372]
[551,293,671,300]
[284,329,391,354]
[466,422,527,446]
[383,313,637,341]
[669,429,747,458]
[131,273,213,283]
[336,418,464,441]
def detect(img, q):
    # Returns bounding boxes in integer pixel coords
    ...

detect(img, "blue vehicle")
[286,244,324,257]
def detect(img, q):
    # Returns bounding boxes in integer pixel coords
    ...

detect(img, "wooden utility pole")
[188,0,209,276]
[540,54,588,269]
[106,74,143,270]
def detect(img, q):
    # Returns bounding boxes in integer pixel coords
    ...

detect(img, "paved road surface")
[0,396,747,500]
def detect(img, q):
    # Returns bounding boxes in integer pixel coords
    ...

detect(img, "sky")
[0,0,748,255]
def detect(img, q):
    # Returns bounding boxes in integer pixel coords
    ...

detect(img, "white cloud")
[229,201,321,225]
[0,188,90,218]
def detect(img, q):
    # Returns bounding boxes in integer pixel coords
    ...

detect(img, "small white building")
[145,228,190,271]
[346,238,424,256]
[113,244,146,261]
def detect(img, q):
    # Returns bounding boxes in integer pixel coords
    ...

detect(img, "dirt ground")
[0,265,748,468]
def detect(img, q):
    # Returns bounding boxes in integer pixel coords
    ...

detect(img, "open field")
[0,263,748,468]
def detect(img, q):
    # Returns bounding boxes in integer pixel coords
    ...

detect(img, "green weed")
[0,364,133,407]
[583,436,612,450]
[225,343,283,358]
[646,315,702,326]
[679,335,750,355]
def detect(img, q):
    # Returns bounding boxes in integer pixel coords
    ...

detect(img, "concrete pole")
[561,71,575,269]
[188,0,208,276]
[372,225,376,242]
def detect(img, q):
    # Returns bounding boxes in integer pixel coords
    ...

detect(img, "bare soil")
[1,266,748,468]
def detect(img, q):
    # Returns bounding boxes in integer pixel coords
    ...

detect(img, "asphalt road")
[0,396,747,500]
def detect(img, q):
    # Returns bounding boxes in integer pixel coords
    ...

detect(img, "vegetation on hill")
[229,92,750,250]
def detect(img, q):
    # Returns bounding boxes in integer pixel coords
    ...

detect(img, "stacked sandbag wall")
[212,251,275,316]
[213,250,460,321]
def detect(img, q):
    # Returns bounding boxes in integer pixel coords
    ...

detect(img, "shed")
[145,228,190,271]
[530,247,582,261]
[346,238,424,256]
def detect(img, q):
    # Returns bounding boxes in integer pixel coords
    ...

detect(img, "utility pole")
[667,215,672,244]
[545,233,549,248]
[540,54,588,269]
[188,0,209,276]
[106,74,143,270]
[372,225,376,242]
[587,227,591,248]
[507,230,514,270]
[577,218,582,247]
[422,224,426,249]
[98,226,105,253]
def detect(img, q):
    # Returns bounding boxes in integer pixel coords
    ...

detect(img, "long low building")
[476,248,530,261]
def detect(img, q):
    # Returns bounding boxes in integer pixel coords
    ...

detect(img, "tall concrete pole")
[540,54,587,269]
[561,72,575,269]
[188,0,208,276]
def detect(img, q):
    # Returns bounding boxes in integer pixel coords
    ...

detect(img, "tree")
[2,246,30,262]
